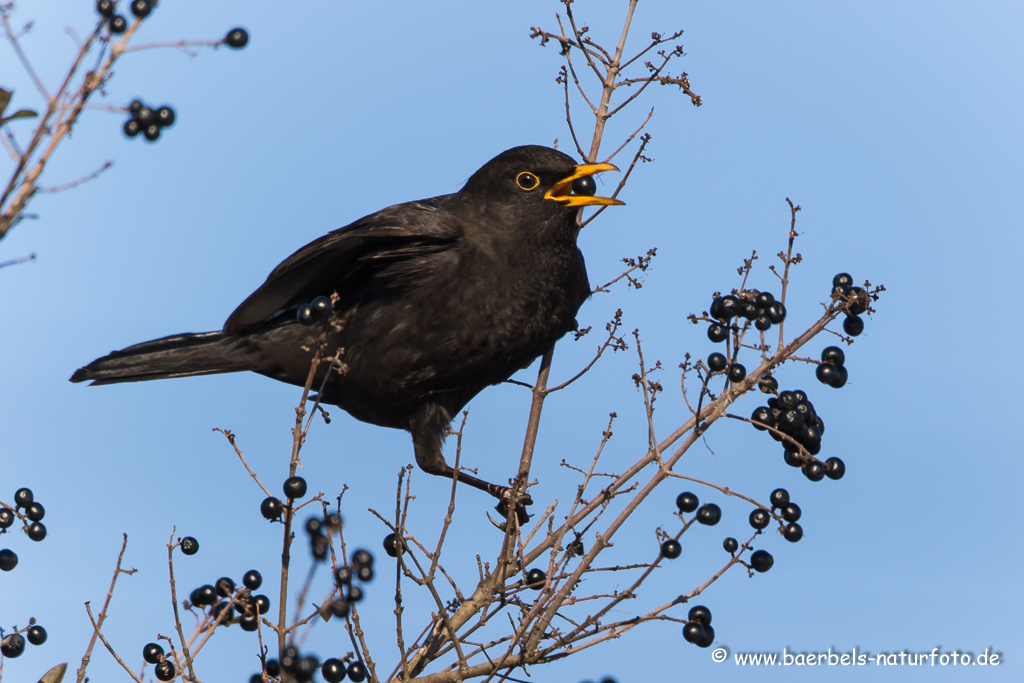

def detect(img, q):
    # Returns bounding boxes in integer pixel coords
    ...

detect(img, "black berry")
[755,291,775,308]
[225,28,249,49]
[330,597,350,618]
[0,548,18,571]
[254,594,271,615]
[143,123,160,142]
[751,406,772,431]
[803,461,826,482]
[572,175,597,196]
[156,105,175,127]
[1,633,26,658]
[243,569,262,590]
[180,536,199,555]
[696,503,721,526]
[660,539,682,559]
[688,605,712,625]
[311,534,329,561]
[707,352,727,373]
[347,585,364,602]
[335,566,353,585]
[847,286,869,315]
[769,488,790,508]
[155,661,176,681]
[765,300,787,324]
[297,656,320,679]
[283,476,307,499]
[305,517,324,536]
[815,363,839,385]
[352,549,373,567]
[695,623,715,648]
[843,314,864,336]
[215,576,235,598]
[707,323,728,343]
[355,565,374,582]
[27,522,46,541]
[143,642,164,664]
[310,295,332,321]
[190,584,217,607]
[829,364,849,389]
[26,502,45,521]
[0,508,13,529]
[110,15,128,33]
[26,625,46,646]
[832,273,853,290]
[750,549,774,573]
[123,119,142,137]
[825,457,846,480]
[820,346,845,366]
[260,496,283,520]
[325,512,343,529]
[130,0,152,19]
[755,314,772,331]
[782,522,803,542]
[781,502,802,522]
[210,600,235,624]
[676,492,699,513]
[97,1,115,18]
[727,363,746,383]
[783,448,803,468]
[682,622,705,644]
[322,658,347,682]
[759,374,779,393]
[239,613,259,631]
[749,508,770,530]
[347,661,367,683]
[136,106,156,127]
[128,98,143,114]
[14,488,33,508]
[383,532,402,557]
[722,537,738,554]
[525,567,546,589]
[297,304,315,325]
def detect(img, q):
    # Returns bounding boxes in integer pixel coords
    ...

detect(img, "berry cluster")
[682,605,715,648]
[676,491,722,526]
[123,99,176,143]
[185,568,270,634]
[97,0,153,34]
[326,548,374,620]
[141,642,177,681]
[248,650,366,683]
[304,510,343,561]
[0,487,47,572]
[815,345,849,388]
[0,623,47,659]
[750,388,846,482]
[297,296,333,326]
[832,273,870,337]
[768,488,805,542]
[706,289,786,344]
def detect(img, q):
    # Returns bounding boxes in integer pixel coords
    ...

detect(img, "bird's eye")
[516,172,540,191]
[572,175,597,197]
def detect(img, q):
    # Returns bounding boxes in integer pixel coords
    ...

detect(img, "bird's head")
[460,145,624,221]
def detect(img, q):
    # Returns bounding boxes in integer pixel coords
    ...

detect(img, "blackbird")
[72,145,623,502]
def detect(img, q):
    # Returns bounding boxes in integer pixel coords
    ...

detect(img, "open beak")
[544,162,625,207]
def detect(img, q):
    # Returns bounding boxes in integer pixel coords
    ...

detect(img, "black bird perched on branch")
[72,145,622,502]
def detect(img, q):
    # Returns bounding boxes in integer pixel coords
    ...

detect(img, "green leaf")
[37,662,67,683]
[0,88,11,116]
[8,108,38,120]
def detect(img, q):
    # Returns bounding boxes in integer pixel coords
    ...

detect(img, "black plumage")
[72,145,622,500]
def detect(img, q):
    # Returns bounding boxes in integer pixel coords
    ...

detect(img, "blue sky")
[2,1,1022,682]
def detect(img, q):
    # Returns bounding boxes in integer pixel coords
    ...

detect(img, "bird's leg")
[410,404,532,522]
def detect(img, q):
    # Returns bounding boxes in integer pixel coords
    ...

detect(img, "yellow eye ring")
[516,171,540,191]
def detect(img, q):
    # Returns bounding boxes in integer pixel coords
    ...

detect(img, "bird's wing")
[223,201,459,334]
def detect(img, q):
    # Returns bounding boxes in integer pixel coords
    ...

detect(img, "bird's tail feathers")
[70,331,257,385]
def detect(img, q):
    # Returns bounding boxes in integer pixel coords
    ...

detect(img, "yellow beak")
[544,162,625,207]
